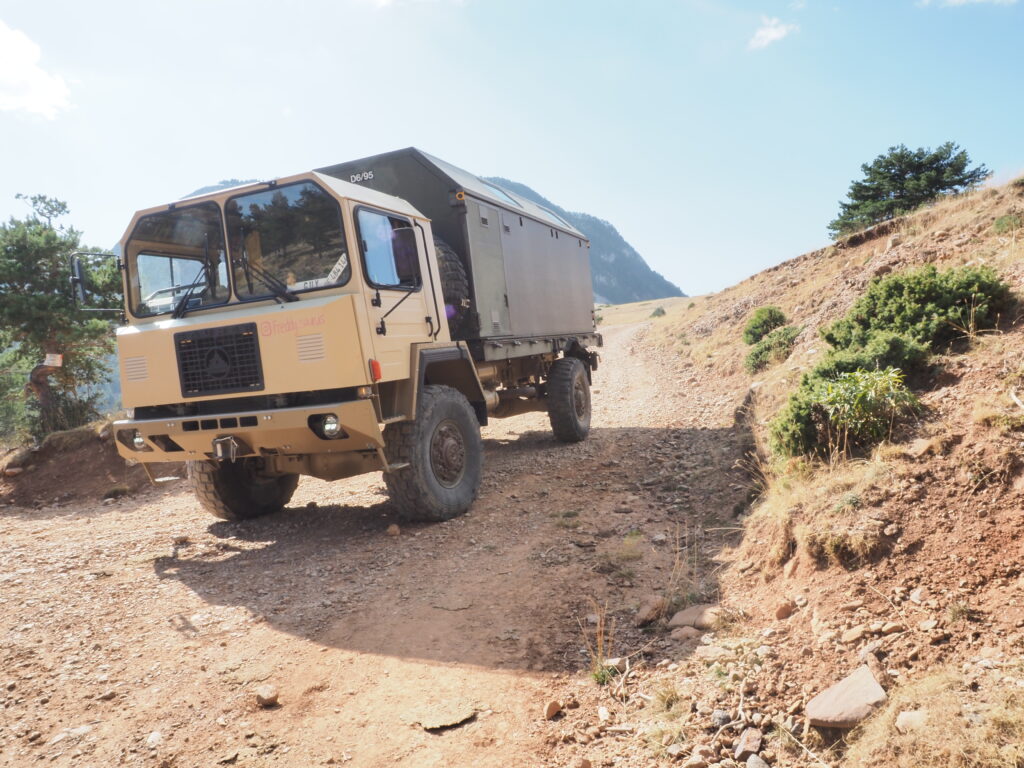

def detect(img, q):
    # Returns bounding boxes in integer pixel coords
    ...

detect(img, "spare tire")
[433,236,471,338]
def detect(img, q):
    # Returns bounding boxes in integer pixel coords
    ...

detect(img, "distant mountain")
[485,177,684,304]
[184,179,258,198]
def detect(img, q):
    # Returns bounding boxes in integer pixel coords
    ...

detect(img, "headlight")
[322,414,341,438]
[132,431,146,450]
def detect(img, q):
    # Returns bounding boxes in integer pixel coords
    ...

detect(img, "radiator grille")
[123,356,148,382]
[175,323,264,398]
[296,333,326,362]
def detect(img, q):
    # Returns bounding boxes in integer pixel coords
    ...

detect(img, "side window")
[356,209,420,289]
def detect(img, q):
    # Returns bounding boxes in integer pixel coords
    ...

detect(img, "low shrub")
[811,331,929,380]
[822,265,1011,352]
[769,382,828,457]
[743,306,787,345]
[650,306,666,318]
[994,214,1022,234]
[770,367,919,456]
[770,265,1011,457]
[820,368,919,451]
[745,325,800,373]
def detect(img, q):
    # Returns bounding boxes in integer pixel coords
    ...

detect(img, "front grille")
[175,322,264,398]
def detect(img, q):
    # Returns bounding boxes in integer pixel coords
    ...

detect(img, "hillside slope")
[486,176,685,304]
[542,180,1024,767]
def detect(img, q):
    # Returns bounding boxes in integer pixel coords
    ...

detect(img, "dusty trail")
[0,321,751,768]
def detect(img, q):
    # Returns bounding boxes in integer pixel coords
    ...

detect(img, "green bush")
[810,331,929,381]
[745,325,800,373]
[650,306,666,318]
[770,367,919,456]
[743,306,787,345]
[820,368,919,450]
[770,265,1011,457]
[822,265,1011,351]
[769,379,830,457]
[770,332,927,457]
[994,215,1022,234]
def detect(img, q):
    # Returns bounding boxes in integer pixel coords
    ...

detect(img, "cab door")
[354,207,433,381]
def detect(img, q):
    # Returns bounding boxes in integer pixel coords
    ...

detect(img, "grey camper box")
[316,148,599,362]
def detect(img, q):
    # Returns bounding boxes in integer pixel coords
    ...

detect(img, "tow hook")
[212,436,248,462]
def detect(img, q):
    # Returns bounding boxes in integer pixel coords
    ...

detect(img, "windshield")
[125,203,229,317]
[226,181,350,300]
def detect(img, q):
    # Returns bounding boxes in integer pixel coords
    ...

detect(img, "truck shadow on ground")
[154,423,753,672]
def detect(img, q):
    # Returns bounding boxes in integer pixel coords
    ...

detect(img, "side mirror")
[68,251,124,316]
[70,255,88,305]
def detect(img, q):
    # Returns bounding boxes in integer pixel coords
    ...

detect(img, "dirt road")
[0,321,751,768]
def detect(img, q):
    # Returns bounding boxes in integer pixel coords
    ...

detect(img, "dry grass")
[597,296,692,327]
[740,452,895,570]
[844,671,1024,768]
[577,598,618,685]
[663,523,707,612]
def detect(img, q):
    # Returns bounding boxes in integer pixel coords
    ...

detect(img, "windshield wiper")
[236,228,298,303]
[172,234,211,319]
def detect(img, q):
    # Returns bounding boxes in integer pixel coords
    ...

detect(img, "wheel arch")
[563,341,600,384]
[418,346,488,426]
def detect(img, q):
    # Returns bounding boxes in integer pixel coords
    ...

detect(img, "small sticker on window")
[327,252,349,283]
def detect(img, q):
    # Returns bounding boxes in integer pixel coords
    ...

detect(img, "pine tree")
[0,195,120,437]
[828,142,990,238]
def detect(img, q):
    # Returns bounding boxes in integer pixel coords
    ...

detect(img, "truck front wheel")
[547,357,592,443]
[187,458,299,521]
[383,385,482,522]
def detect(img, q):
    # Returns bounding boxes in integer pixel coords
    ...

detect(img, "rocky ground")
[0,321,754,768]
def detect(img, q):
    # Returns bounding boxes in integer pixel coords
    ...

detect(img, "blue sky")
[1,0,1021,296]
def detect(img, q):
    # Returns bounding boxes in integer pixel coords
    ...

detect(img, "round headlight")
[322,414,341,438]
[132,431,146,450]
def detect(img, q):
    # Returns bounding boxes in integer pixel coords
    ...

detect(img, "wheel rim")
[572,375,589,420]
[430,418,466,488]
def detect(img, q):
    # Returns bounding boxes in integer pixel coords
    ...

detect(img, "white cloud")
[0,20,70,119]
[748,16,799,50]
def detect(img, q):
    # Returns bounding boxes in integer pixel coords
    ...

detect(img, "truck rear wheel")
[547,357,592,443]
[383,385,482,522]
[187,458,299,521]
[433,236,471,338]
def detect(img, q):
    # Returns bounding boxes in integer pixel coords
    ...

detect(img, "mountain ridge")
[485,176,684,304]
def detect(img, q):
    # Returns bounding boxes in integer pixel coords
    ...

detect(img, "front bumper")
[113,399,384,463]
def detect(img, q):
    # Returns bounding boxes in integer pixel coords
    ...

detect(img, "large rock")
[255,684,279,708]
[635,594,668,627]
[671,626,701,642]
[895,709,927,734]
[668,604,721,630]
[806,666,887,728]
[734,728,762,761]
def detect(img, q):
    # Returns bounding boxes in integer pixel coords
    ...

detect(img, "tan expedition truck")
[105,148,601,522]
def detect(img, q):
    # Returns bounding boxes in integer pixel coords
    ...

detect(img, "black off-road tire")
[187,458,299,521]
[547,357,592,443]
[433,236,471,338]
[383,385,482,522]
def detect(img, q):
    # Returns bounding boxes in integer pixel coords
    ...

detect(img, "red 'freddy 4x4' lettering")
[259,314,326,337]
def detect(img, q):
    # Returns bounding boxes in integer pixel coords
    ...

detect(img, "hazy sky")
[1,0,1022,296]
